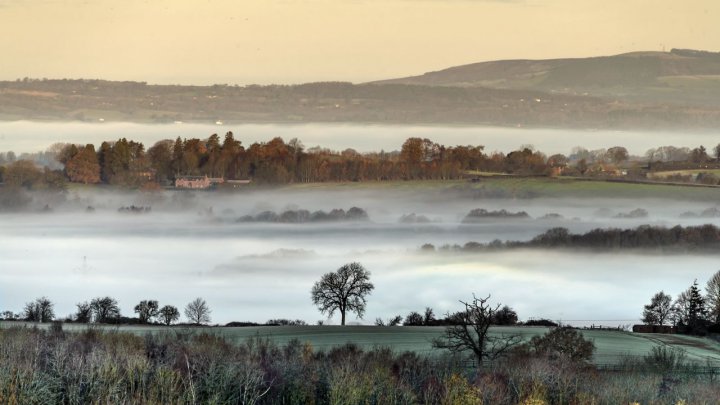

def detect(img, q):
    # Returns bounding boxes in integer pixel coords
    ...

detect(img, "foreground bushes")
[0,326,719,404]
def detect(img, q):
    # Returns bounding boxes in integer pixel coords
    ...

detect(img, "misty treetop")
[462,208,530,223]
[237,207,368,223]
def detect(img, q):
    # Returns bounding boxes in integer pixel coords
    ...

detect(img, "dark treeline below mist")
[428,224,720,253]
[238,207,368,223]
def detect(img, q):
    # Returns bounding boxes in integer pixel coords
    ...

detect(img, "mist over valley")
[2,183,719,326]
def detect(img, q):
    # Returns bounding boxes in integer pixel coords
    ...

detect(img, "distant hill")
[2,49,720,129]
[373,49,720,105]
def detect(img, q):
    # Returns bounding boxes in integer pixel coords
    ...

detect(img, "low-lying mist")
[1,186,718,326]
[4,121,720,156]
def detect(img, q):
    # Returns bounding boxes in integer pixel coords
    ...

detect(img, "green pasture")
[4,322,720,366]
[284,177,720,200]
[59,176,720,201]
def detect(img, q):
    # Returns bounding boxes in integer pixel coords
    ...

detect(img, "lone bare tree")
[432,294,521,365]
[185,298,211,325]
[311,262,374,325]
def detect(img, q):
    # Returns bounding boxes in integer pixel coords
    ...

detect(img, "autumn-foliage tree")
[64,144,100,184]
[311,262,374,326]
[3,160,44,189]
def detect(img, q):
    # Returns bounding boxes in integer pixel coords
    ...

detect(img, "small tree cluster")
[403,307,436,326]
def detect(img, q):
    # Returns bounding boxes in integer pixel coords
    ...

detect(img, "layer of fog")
[2,121,720,156]
[2,187,719,326]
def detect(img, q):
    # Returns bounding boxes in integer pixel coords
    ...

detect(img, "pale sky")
[0,0,718,85]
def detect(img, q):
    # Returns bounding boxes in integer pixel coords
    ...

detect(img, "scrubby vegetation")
[0,325,718,404]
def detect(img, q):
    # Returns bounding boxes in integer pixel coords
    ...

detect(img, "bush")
[526,327,595,362]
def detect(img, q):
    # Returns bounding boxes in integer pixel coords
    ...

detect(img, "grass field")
[649,169,720,179]
[4,322,720,366]
[285,177,720,200]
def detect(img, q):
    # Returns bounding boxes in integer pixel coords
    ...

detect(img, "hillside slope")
[374,49,720,105]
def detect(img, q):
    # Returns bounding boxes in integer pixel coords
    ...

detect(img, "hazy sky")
[0,0,718,85]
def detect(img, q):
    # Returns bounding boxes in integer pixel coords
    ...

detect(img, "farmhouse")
[175,175,224,189]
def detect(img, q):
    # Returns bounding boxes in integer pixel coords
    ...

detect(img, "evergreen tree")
[687,279,708,333]
[171,137,184,176]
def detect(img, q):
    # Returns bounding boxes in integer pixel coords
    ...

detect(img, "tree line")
[4,133,720,190]
[425,224,720,253]
[642,270,720,335]
[1,296,211,326]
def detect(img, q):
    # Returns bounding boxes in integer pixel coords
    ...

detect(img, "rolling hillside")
[374,49,720,105]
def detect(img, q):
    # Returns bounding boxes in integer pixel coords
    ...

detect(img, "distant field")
[4,322,720,366]
[649,169,720,179]
[285,177,720,200]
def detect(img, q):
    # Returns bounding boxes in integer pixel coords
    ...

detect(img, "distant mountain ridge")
[373,49,720,104]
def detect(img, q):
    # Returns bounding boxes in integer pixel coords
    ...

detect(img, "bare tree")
[158,305,180,326]
[90,296,121,323]
[23,297,54,322]
[403,311,424,326]
[432,294,521,365]
[185,298,211,325]
[706,270,720,324]
[528,327,595,362]
[642,291,673,325]
[0,311,17,320]
[75,301,92,323]
[375,315,403,327]
[311,262,374,325]
[423,307,436,326]
[134,300,160,323]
